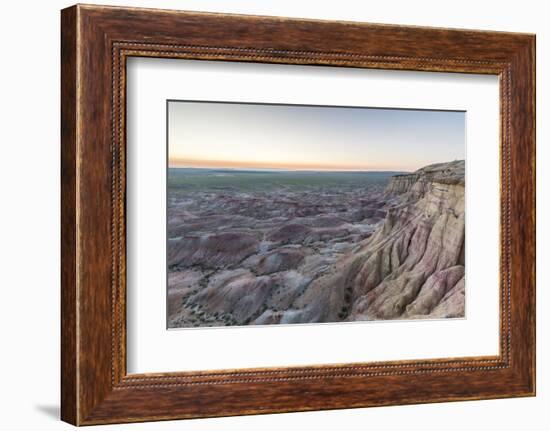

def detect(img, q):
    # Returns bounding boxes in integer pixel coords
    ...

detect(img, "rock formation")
[167,161,465,327]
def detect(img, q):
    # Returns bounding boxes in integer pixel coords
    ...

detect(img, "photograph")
[166,101,466,328]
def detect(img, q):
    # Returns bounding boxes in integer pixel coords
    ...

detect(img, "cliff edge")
[277,160,466,322]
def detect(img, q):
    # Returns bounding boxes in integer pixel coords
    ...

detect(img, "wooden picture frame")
[61,4,535,425]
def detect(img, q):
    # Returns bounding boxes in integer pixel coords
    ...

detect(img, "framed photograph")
[61,4,535,425]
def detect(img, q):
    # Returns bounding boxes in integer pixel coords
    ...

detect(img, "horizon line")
[168,165,411,173]
[168,158,425,172]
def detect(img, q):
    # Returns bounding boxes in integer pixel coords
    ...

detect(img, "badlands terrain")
[167,160,465,328]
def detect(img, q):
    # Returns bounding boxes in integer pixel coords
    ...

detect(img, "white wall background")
[0,1,546,429]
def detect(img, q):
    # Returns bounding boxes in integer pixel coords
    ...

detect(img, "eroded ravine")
[167,161,465,327]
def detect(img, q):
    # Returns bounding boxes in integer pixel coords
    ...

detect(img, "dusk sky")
[168,101,465,172]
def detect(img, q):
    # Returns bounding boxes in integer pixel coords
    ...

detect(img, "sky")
[168,101,465,172]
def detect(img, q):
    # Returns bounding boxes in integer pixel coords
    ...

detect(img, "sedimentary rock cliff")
[273,160,466,323]
[385,160,465,199]
[350,160,465,319]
